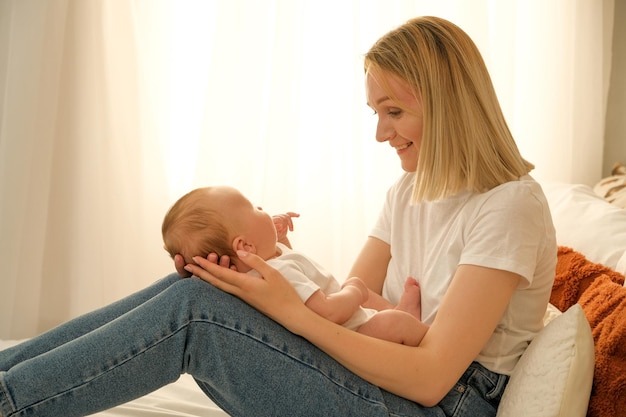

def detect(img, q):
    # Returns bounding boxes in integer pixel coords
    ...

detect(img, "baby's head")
[162,186,278,269]
[162,187,233,266]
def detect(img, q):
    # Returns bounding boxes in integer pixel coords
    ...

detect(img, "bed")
[1,180,625,417]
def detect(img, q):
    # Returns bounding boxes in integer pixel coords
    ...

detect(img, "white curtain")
[0,0,614,339]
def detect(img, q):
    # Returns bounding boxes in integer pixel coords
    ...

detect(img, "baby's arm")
[304,277,369,325]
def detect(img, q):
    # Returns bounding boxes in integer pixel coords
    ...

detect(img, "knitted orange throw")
[550,246,626,417]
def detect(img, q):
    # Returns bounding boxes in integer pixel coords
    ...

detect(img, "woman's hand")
[184,251,307,328]
[174,253,236,278]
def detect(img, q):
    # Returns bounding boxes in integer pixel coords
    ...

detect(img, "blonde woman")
[0,16,555,417]
[186,16,556,414]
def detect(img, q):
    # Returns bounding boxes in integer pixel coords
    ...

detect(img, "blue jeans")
[0,274,508,417]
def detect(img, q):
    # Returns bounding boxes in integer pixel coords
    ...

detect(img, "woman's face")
[366,71,423,172]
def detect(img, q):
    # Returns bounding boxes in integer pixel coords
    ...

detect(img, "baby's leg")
[395,277,421,320]
[356,310,428,347]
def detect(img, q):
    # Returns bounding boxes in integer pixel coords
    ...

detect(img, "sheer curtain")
[0,0,614,339]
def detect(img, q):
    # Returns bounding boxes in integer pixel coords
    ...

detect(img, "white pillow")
[496,304,595,417]
[541,182,626,277]
[543,302,562,325]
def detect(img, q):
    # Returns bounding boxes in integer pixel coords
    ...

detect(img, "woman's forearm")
[347,237,391,296]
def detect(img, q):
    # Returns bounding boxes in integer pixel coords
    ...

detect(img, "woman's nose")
[376,120,394,143]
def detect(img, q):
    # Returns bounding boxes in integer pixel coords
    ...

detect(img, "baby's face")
[212,187,277,259]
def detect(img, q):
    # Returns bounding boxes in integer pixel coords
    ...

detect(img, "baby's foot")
[396,277,422,320]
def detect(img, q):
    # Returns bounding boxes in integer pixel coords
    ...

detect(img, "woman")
[0,16,556,417]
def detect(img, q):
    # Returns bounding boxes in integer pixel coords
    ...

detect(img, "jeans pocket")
[438,362,508,417]
[484,372,509,403]
[465,362,509,409]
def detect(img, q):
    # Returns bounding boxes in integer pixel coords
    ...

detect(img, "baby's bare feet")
[396,277,422,320]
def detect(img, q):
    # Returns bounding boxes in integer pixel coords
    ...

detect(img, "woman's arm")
[297,264,520,405]
[186,253,520,406]
[347,237,394,310]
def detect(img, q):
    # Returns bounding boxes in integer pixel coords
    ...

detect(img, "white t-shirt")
[249,243,376,330]
[371,172,557,375]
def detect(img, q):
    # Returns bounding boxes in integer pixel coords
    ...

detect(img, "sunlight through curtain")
[0,0,614,338]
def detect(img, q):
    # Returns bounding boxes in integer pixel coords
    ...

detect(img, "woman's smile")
[395,142,414,153]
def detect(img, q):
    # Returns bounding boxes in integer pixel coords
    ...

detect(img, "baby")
[162,186,427,345]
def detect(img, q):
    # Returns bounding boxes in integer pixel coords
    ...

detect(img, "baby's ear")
[232,236,246,253]
[232,236,255,254]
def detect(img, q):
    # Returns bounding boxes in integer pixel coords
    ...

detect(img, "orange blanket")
[551,247,626,417]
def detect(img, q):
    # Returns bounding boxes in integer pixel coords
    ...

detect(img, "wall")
[603,0,626,176]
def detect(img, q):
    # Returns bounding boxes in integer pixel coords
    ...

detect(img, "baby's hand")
[273,212,300,240]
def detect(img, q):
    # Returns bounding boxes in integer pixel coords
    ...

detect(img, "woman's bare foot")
[395,277,422,320]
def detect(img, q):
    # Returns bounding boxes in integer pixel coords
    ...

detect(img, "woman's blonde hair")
[365,16,533,202]
[161,187,235,264]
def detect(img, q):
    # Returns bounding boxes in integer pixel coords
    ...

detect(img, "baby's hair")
[162,187,235,265]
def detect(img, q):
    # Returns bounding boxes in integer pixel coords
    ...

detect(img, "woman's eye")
[370,108,401,117]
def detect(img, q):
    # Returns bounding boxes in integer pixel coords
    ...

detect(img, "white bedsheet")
[0,340,229,417]
[92,374,228,417]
